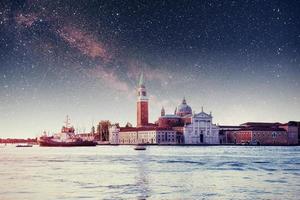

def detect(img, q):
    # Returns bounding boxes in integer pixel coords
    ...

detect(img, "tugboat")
[38,116,97,147]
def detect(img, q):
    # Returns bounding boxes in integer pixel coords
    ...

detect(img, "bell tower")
[137,72,149,127]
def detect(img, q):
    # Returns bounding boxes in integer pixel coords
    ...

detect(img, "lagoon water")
[0,145,299,200]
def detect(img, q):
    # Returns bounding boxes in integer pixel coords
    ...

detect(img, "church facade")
[183,109,220,144]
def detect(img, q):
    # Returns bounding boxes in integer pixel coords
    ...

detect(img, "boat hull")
[39,140,97,147]
[134,146,146,150]
[16,145,33,147]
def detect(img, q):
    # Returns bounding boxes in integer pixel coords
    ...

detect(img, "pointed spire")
[161,106,165,116]
[139,71,145,87]
[182,96,186,104]
[174,107,177,115]
[201,106,203,112]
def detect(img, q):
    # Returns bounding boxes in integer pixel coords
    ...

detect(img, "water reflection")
[0,145,299,200]
[135,151,150,199]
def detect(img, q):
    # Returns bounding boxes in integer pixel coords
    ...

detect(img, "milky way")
[0,0,299,137]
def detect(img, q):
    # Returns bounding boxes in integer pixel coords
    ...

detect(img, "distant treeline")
[0,138,37,144]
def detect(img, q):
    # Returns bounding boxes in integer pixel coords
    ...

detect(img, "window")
[200,134,204,143]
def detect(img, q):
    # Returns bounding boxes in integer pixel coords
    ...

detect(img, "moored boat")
[16,144,33,147]
[39,138,96,147]
[134,144,146,150]
[38,115,97,147]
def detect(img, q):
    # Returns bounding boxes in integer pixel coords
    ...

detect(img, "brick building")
[223,122,298,145]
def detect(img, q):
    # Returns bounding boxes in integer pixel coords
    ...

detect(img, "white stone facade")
[109,125,120,144]
[109,127,177,144]
[184,111,219,144]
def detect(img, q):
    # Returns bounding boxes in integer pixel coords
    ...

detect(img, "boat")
[38,139,97,147]
[16,144,33,147]
[38,115,97,147]
[134,144,146,150]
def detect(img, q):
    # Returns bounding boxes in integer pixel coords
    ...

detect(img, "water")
[0,145,299,200]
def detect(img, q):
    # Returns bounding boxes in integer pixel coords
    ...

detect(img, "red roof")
[219,125,243,129]
[237,127,286,132]
[120,126,174,132]
[240,122,282,127]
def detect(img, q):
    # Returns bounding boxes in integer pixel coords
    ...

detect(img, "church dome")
[176,97,192,117]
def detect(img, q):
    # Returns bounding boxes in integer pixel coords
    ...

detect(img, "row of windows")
[194,120,211,122]
[158,138,175,142]
[117,138,177,143]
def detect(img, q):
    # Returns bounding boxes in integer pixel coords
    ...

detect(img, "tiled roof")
[219,125,243,129]
[120,126,174,132]
[160,114,181,119]
[237,127,286,132]
[240,122,282,127]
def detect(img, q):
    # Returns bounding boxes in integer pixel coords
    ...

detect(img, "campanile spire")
[137,72,149,127]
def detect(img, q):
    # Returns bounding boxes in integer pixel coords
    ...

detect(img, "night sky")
[0,0,299,138]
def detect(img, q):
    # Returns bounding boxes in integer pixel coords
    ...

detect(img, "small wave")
[80,184,104,189]
[159,160,205,165]
[16,191,34,194]
[74,196,93,199]
[252,161,270,164]
[282,168,300,172]
[243,176,251,179]
[208,167,245,171]
[264,179,287,183]
[260,167,277,172]
[107,184,136,189]
[47,159,69,162]
[216,161,246,168]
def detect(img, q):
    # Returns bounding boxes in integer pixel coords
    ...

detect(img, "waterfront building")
[224,122,299,145]
[183,108,219,144]
[108,70,298,146]
[111,127,179,144]
[219,125,243,144]
[109,124,120,144]
[279,121,299,145]
[233,127,287,145]
[97,120,111,141]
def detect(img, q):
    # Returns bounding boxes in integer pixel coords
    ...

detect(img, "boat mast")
[65,115,71,128]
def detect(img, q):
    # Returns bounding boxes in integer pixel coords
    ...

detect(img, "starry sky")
[0,0,299,138]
